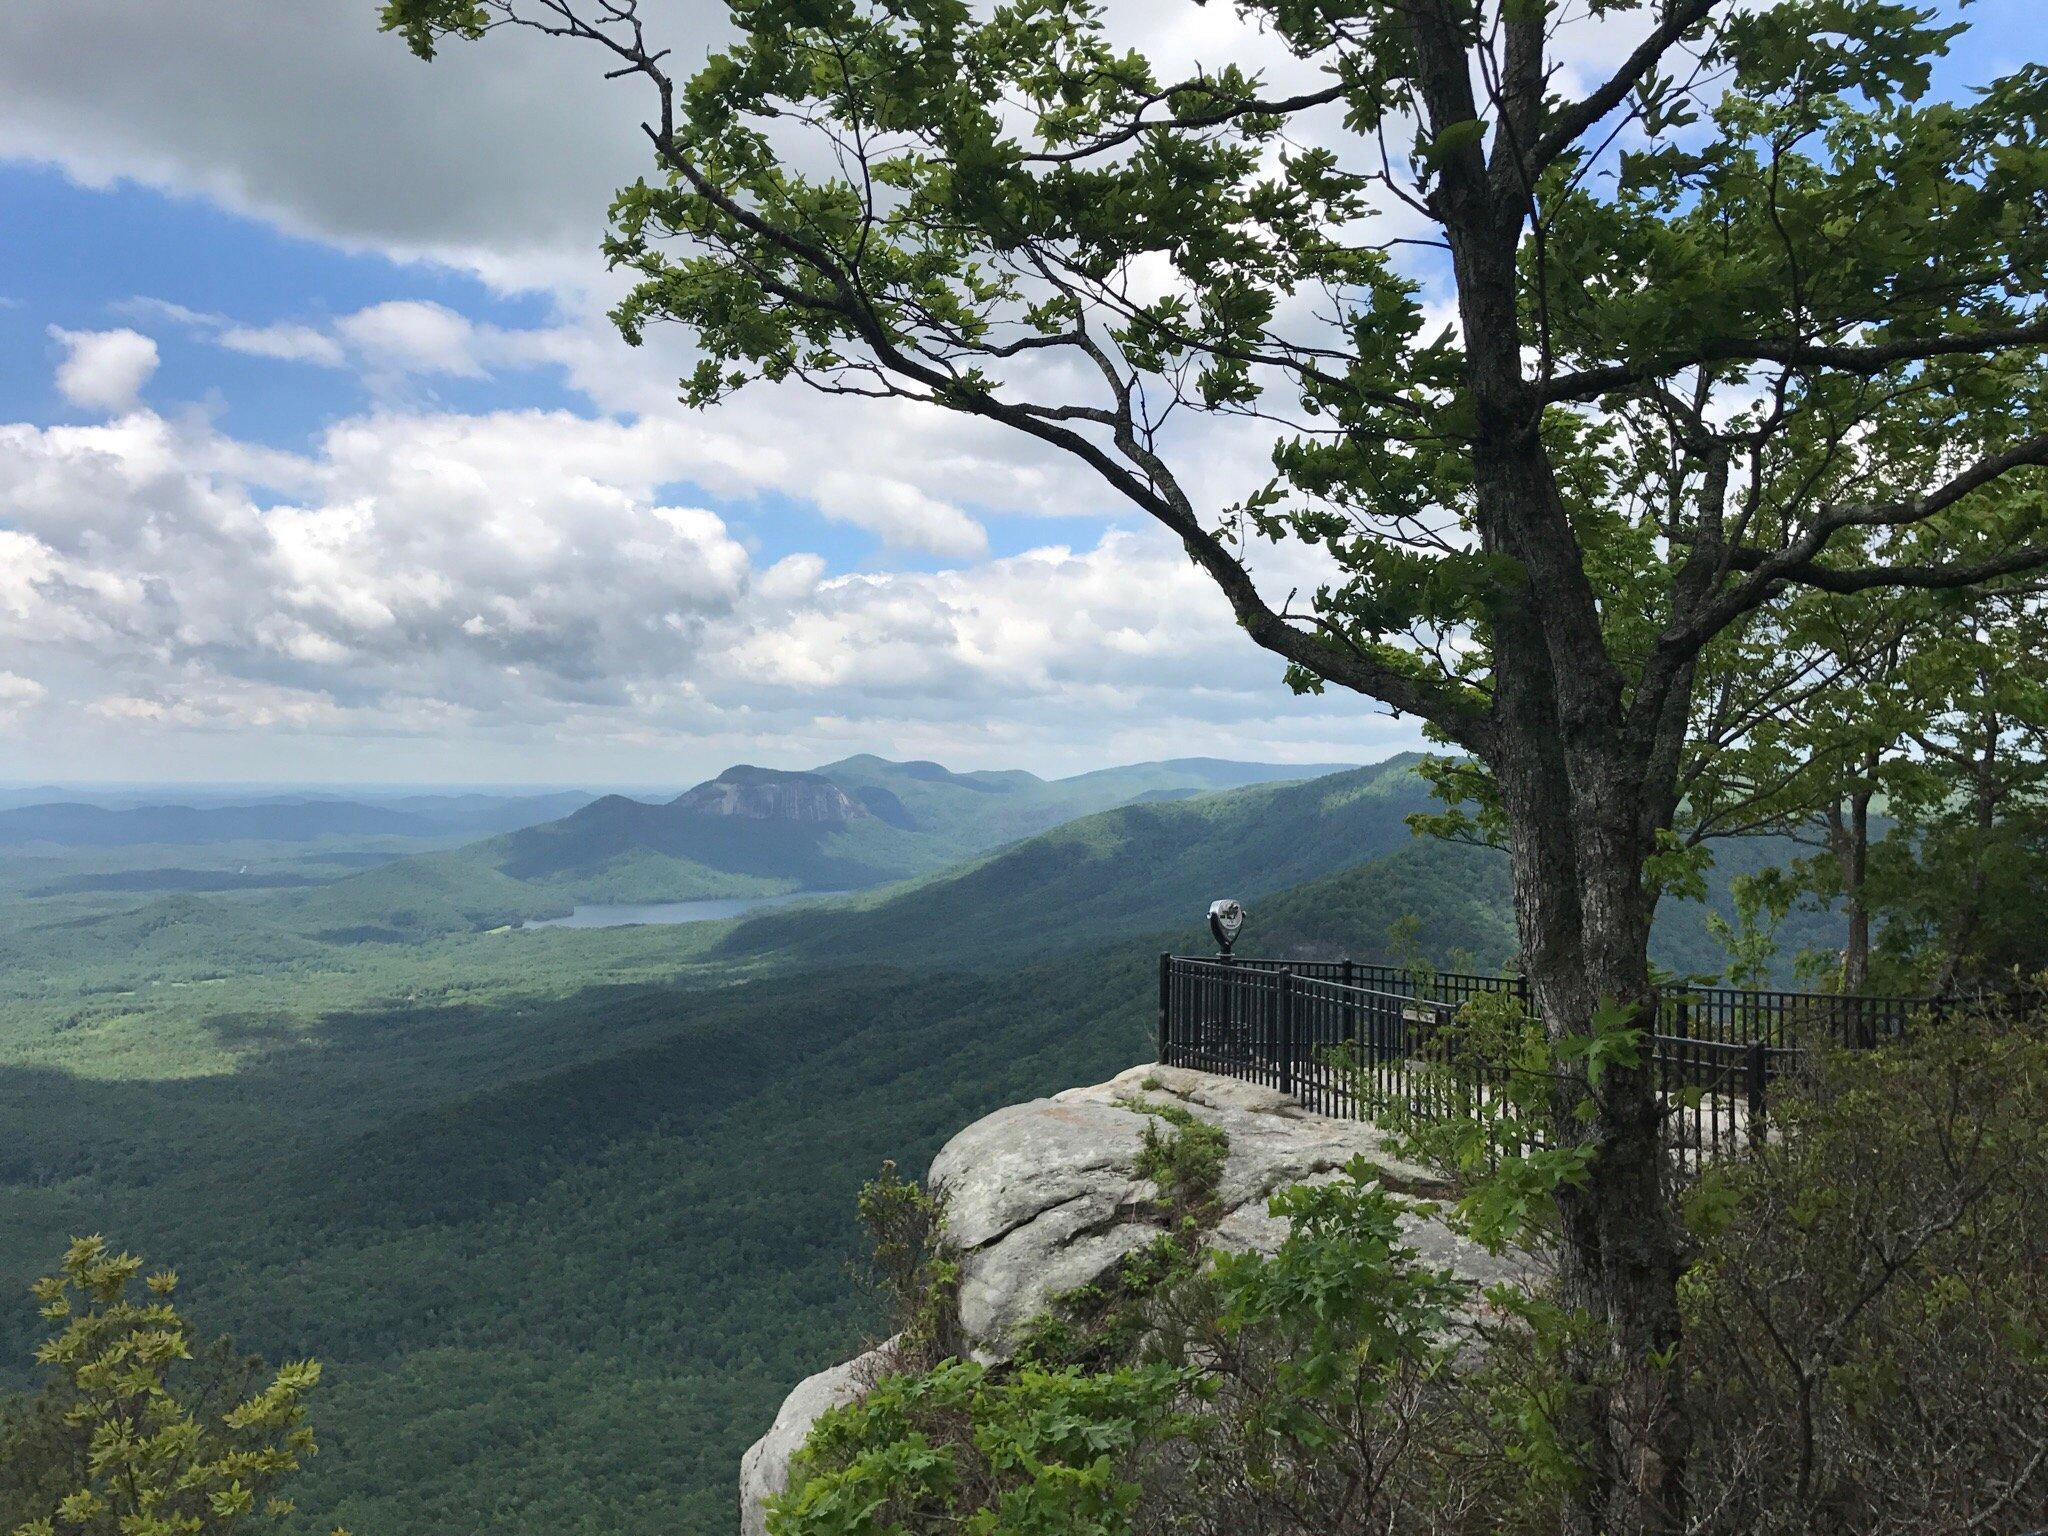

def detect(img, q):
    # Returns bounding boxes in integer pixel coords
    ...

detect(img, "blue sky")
[2,166,561,440]
[0,0,2035,785]
[2,162,1125,577]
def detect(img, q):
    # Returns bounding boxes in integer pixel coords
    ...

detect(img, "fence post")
[1217,946,1235,1069]
[1277,968,1295,1097]
[1745,1039,1767,1149]
[1157,952,1172,1066]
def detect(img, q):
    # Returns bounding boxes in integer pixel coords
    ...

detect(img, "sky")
[0,0,2032,787]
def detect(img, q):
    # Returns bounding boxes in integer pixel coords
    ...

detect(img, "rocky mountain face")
[672,766,872,824]
[737,1063,1530,1535]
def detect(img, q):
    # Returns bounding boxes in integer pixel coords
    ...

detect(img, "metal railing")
[1157,954,1968,1168]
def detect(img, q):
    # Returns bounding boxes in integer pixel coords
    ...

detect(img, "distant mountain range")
[1,750,1845,983]
[716,753,1846,980]
[0,743,1855,1536]
[0,791,594,848]
[722,755,1454,966]
[273,756,1366,935]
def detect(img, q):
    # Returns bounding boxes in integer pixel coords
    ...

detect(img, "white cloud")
[48,326,159,411]
[0,672,45,723]
[217,321,347,366]
[808,472,988,560]
[0,408,751,709]
[0,0,1505,778]
[0,0,647,288]
[0,400,1424,780]
[335,300,484,376]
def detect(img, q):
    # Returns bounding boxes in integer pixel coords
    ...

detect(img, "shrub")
[857,1161,964,1371]
[773,1163,1509,1536]
[785,1011,2048,1534]
[1680,1013,2048,1532]
[0,1236,339,1536]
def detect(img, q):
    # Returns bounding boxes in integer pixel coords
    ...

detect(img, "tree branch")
[1511,0,1720,190]
[1542,317,2048,403]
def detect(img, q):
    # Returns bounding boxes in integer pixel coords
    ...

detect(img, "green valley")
[0,754,1847,1535]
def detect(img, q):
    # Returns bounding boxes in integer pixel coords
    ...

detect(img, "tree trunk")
[1410,8,1694,1509]
[1936,709,2003,992]
[1490,648,1690,1536]
[1827,782,1875,993]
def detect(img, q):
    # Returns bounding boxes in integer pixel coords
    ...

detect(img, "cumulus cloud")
[0,408,753,707]
[48,326,158,411]
[0,0,648,285]
[0,672,46,723]
[0,0,1678,293]
[0,399,1421,779]
[0,0,1500,777]
[335,300,486,376]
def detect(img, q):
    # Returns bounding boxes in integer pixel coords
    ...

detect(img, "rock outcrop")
[672,765,869,824]
[737,1062,1533,1534]
[934,1064,1518,1358]
[738,1340,897,1536]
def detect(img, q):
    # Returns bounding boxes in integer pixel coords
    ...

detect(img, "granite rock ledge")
[738,1062,1534,1536]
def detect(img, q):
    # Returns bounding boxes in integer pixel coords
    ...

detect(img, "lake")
[521,890,844,930]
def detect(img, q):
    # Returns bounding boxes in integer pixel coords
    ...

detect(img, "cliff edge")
[738,1062,1531,1535]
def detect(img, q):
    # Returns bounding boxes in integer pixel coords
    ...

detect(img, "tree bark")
[1491,648,1690,1533]
[1826,779,1875,993]
[1431,55,1694,1507]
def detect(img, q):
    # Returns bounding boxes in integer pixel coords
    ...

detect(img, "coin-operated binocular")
[1207,898,1245,956]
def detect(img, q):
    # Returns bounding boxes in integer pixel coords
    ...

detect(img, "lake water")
[522,890,843,930]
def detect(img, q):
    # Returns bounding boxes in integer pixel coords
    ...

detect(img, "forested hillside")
[0,754,1846,1534]
[727,759,1839,978]
[40,756,1369,950]
[724,757,1441,963]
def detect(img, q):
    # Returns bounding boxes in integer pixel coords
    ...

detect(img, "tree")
[3,1237,337,1536]
[1675,585,1913,990]
[1871,583,2048,988]
[1687,579,2048,993]
[1,1334,266,1534]
[380,2,2048,1528]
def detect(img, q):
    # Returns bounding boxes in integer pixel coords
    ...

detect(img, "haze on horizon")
[0,748,1374,799]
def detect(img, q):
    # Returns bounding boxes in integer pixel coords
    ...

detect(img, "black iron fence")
[1157,955,1964,1167]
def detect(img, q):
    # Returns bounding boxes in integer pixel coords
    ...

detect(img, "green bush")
[1680,1014,2048,1532]
[778,1012,2048,1535]
[1,1237,337,1536]
[774,1358,1200,1536]
[771,1164,1499,1536]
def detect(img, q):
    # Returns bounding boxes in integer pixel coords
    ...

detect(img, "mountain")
[0,791,594,848]
[671,765,870,822]
[0,752,1853,1536]
[482,765,947,899]
[271,757,1373,935]
[809,754,1359,857]
[726,756,1443,965]
[726,752,1845,978]
[488,756,1385,915]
